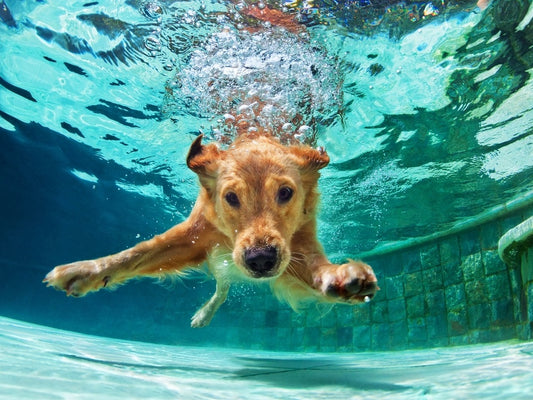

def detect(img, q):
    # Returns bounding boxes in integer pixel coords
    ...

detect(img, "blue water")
[1,0,533,397]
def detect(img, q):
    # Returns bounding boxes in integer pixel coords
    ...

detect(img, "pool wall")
[355,207,533,351]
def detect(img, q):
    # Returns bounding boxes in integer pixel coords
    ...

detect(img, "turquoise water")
[1,0,532,258]
[1,1,532,254]
[1,0,533,397]
[2,316,533,399]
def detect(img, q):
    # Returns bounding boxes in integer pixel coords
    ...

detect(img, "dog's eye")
[225,191,240,208]
[277,187,293,204]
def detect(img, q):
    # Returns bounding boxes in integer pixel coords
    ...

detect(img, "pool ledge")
[355,189,533,259]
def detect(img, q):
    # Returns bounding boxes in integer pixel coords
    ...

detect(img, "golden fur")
[44,132,378,327]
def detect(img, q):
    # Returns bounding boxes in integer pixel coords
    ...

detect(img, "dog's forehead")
[226,141,293,171]
[216,140,301,186]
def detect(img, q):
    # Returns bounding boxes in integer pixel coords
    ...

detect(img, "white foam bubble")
[173,28,342,144]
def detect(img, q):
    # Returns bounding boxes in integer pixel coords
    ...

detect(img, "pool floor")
[0,316,532,399]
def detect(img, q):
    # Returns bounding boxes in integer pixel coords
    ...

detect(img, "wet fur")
[44,132,378,327]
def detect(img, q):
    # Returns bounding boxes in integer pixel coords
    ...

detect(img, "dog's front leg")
[44,205,222,297]
[190,279,230,328]
[288,229,379,304]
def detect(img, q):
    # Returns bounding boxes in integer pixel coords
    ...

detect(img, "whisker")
[285,262,308,285]
[289,251,306,263]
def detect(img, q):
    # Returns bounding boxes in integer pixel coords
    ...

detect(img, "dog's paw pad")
[316,261,378,303]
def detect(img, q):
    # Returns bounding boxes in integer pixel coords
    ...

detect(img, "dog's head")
[187,134,329,279]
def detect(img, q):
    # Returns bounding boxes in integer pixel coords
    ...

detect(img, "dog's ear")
[289,145,330,171]
[186,135,220,186]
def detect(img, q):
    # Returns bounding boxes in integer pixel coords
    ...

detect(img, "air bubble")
[141,1,163,20]
[298,125,310,133]
[171,29,343,145]
[145,36,161,53]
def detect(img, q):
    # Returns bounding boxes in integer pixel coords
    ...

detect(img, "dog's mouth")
[241,245,282,279]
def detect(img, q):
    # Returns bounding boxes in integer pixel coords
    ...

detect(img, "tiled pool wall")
[213,202,533,352]
[358,209,532,351]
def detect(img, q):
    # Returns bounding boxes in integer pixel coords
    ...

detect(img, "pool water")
[1,0,533,397]
[2,0,531,255]
[2,316,533,400]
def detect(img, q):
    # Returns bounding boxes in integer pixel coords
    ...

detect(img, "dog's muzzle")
[244,246,279,278]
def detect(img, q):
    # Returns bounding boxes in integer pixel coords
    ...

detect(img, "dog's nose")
[244,246,278,277]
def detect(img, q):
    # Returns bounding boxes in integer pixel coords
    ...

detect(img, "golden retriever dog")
[44,131,378,327]
[44,4,378,327]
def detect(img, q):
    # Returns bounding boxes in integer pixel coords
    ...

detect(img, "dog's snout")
[244,246,278,277]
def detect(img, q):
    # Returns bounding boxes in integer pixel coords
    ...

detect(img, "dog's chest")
[206,250,247,282]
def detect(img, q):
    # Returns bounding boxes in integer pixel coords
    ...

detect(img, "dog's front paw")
[43,260,107,297]
[314,260,378,303]
[191,306,216,328]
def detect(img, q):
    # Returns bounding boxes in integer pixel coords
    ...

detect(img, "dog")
[44,131,378,327]
[44,4,378,327]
